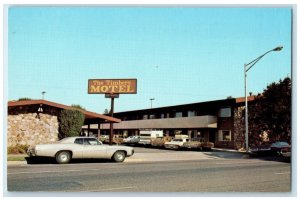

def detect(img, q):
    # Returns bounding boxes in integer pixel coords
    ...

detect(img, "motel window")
[188,110,196,117]
[143,114,148,120]
[161,113,165,119]
[218,130,231,141]
[219,107,231,117]
[175,130,183,135]
[175,112,183,118]
[149,114,156,119]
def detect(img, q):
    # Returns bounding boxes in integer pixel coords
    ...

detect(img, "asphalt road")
[6,148,291,194]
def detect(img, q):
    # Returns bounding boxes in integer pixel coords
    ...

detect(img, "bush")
[18,97,32,101]
[71,104,86,110]
[7,144,30,154]
[58,109,85,139]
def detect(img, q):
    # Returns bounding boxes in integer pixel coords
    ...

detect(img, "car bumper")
[27,148,36,157]
[164,144,179,149]
[127,149,134,157]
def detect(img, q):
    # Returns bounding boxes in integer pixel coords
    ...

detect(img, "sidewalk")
[212,147,247,153]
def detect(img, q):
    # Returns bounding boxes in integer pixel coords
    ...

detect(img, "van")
[138,130,163,145]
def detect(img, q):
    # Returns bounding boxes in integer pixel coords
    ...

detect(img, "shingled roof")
[8,99,121,123]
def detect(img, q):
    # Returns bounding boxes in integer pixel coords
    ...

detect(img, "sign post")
[88,79,137,145]
[109,96,115,145]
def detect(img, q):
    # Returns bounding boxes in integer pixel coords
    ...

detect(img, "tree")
[58,109,85,139]
[103,109,109,114]
[248,77,291,146]
[103,108,112,115]
[71,104,86,110]
[18,97,32,101]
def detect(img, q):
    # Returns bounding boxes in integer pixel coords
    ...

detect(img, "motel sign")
[88,79,137,94]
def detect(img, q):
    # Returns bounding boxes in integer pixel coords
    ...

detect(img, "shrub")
[71,104,86,110]
[7,144,30,154]
[18,97,32,101]
[58,109,85,139]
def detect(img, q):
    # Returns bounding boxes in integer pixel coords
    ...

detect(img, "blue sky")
[7,7,292,113]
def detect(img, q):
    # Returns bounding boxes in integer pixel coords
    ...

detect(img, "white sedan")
[27,137,134,164]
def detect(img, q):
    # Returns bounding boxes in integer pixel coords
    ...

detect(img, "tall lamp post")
[244,46,283,152]
[42,91,46,100]
[150,98,155,108]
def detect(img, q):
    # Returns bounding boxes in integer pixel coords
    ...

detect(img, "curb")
[7,161,27,165]
[212,148,248,154]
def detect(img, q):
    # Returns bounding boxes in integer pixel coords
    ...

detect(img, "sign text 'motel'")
[88,79,137,94]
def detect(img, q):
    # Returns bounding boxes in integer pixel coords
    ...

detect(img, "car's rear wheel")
[56,151,71,164]
[113,151,126,162]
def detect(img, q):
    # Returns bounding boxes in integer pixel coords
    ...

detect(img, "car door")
[73,138,84,158]
[81,138,108,158]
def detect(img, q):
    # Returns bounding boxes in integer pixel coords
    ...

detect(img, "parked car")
[151,136,172,147]
[280,146,291,156]
[250,142,272,154]
[270,141,291,153]
[164,135,191,150]
[99,135,109,142]
[280,146,291,161]
[123,136,140,145]
[27,137,134,164]
[103,135,124,145]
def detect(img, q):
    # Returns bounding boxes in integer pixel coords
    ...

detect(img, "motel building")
[85,96,255,150]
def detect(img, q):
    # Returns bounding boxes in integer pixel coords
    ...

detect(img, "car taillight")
[281,147,290,152]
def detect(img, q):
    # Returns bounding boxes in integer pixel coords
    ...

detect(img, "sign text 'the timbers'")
[88,79,137,94]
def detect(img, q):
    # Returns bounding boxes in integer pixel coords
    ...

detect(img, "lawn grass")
[7,155,26,161]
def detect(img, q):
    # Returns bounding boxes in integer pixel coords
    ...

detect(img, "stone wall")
[7,106,59,147]
[233,106,245,150]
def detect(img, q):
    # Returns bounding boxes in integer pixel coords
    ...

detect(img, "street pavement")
[6,147,292,193]
[7,147,248,165]
[6,157,291,193]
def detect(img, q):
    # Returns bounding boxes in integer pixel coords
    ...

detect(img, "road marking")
[61,186,137,192]
[99,186,136,191]
[275,172,290,175]
[216,161,264,165]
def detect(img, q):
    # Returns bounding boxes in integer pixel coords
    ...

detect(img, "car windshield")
[274,142,289,146]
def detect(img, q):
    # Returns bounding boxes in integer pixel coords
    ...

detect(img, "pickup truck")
[164,138,188,150]
[164,135,214,150]
[151,136,172,147]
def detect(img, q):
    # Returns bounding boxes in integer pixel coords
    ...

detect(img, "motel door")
[209,129,216,143]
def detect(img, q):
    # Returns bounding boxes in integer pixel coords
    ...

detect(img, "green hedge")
[58,109,85,139]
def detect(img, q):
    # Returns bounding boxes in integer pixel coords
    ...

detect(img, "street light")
[150,98,155,108]
[244,46,283,152]
[42,91,46,100]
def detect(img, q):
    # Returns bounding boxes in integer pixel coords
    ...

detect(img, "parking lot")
[124,146,248,163]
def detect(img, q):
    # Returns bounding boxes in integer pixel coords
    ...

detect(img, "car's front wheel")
[112,151,126,162]
[56,151,71,164]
